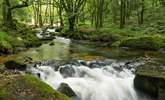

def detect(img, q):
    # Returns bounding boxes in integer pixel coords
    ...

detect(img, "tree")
[60,0,86,31]
[120,0,126,28]
[2,0,29,28]
[138,0,144,25]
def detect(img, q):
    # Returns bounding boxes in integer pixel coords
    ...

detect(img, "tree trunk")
[68,16,76,31]
[139,0,144,25]
[120,0,126,28]
[59,7,64,27]
[38,0,43,26]
[2,0,29,28]
[2,0,14,28]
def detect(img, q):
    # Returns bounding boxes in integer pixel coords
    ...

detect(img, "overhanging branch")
[11,0,29,10]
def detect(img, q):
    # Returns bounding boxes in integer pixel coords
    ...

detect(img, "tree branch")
[11,0,29,10]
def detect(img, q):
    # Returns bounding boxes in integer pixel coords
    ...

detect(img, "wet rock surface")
[57,83,77,98]
[59,65,76,78]
[134,61,165,100]
[4,60,27,71]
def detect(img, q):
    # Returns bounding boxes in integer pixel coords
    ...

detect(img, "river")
[1,36,164,100]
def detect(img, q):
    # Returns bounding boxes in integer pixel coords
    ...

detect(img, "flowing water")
[1,36,164,100]
[29,60,151,100]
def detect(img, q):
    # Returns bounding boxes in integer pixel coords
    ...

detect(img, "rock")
[45,60,67,71]
[69,60,81,66]
[4,60,27,71]
[0,74,70,100]
[49,41,55,46]
[56,27,63,32]
[134,62,165,99]
[88,61,101,68]
[57,83,77,98]
[59,65,75,78]
[78,60,87,66]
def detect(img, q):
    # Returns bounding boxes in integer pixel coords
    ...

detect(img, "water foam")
[29,62,151,100]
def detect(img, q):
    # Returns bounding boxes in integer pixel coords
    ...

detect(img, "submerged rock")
[49,41,55,46]
[134,62,165,99]
[57,83,77,98]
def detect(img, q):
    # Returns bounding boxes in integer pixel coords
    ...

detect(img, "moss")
[23,33,41,48]
[57,83,76,97]
[134,61,165,99]
[0,32,13,53]
[0,74,70,100]
[119,36,164,50]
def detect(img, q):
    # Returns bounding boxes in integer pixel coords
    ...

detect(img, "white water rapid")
[29,60,151,100]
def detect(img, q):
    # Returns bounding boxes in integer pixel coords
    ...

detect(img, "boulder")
[57,83,77,98]
[134,61,165,99]
[0,74,70,100]
[59,65,75,78]
[4,60,27,71]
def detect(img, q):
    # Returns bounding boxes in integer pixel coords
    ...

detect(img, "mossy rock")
[134,62,165,99]
[4,60,27,71]
[57,83,77,98]
[119,36,164,50]
[0,74,70,100]
[23,33,41,48]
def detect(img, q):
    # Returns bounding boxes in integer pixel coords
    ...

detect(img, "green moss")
[134,61,165,98]
[0,74,70,100]
[136,62,165,79]
[23,33,41,47]
[119,36,164,50]
[0,32,13,51]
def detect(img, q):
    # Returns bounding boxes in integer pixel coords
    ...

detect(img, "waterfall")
[29,60,151,100]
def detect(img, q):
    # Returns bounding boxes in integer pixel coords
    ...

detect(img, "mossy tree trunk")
[2,0,14,28]
[2,0,29,29]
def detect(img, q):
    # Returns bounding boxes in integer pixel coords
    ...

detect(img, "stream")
[1,36,165,100]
